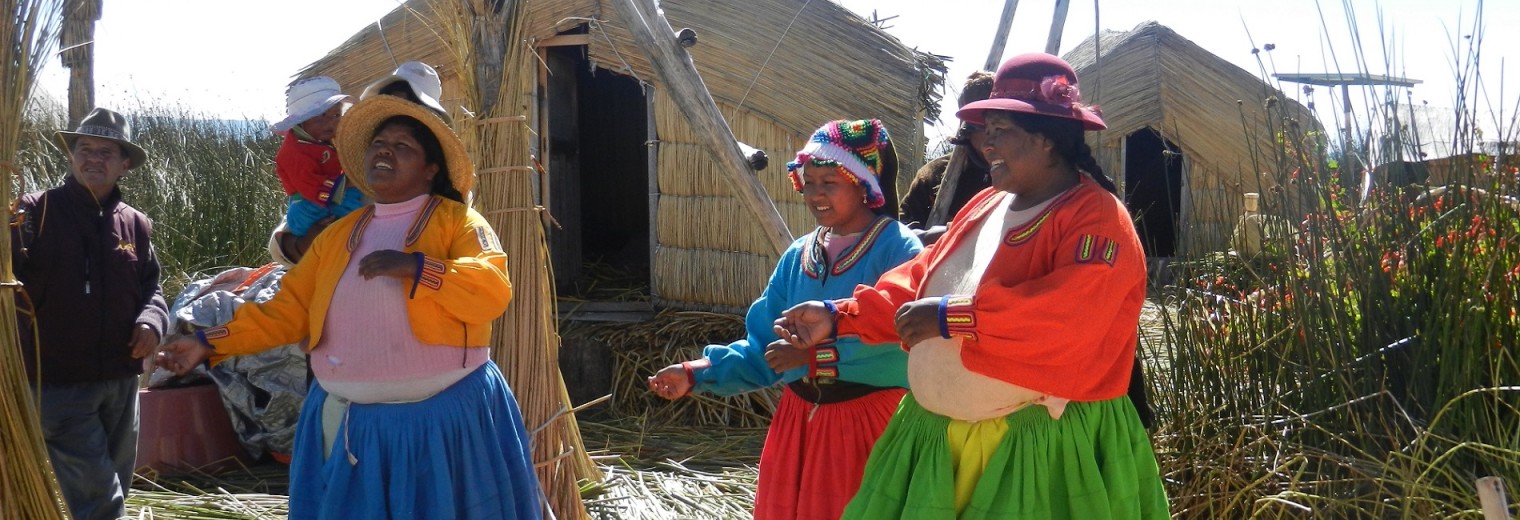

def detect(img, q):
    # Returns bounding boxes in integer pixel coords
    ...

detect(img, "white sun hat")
[361,61,447,117]
[271,76,353,133]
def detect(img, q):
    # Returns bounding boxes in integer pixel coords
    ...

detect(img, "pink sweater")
[310,194,488,403]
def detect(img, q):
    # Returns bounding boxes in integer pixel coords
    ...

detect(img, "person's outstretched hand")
[894,297,945,348]
[359,249,418,280]
[648,363,693,400]
[773,301,835,350]
[155,334,213,375]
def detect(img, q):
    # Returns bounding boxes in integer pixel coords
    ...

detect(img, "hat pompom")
[786,119,892,209]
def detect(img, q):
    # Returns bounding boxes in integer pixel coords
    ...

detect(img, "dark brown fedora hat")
[55,108,148,169]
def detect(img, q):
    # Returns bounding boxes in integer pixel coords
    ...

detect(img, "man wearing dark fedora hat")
[10,107,169,520]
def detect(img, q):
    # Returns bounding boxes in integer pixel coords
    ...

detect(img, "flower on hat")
[990,74,1082,109]
[786,120,892,209]
[957,53,1107,130]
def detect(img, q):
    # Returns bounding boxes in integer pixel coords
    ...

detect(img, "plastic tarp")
[153,265,308,459]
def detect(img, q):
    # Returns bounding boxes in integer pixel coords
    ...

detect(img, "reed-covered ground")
[7,1,1518,518]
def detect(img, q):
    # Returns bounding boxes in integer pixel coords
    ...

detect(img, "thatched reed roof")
[1064,21,1320,251]
[300,0,944,164]
[299,0,945,311]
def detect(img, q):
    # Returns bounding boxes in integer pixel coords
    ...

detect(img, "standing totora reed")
[0,0,70,517]
[425,1,599,518]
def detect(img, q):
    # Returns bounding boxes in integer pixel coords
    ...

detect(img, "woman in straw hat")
[158,95,542,519]
[774,53,1169,519]
[648,119,922,520]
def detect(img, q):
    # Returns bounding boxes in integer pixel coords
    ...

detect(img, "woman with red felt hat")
[774,52,1169,519]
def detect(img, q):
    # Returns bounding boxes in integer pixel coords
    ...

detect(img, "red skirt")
[753,385,907,520]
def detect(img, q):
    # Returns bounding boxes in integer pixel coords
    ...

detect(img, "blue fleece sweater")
[692,216,922,396]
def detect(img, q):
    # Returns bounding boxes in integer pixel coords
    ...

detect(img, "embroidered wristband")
[408,251,426,298]
[937,297,952,339]
[680,361,698,397]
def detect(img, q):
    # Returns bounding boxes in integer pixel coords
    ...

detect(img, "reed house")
[302,0,945,313]
[1065,21,1319,257]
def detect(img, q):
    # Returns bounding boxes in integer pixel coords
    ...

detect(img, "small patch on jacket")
[476,226,502,252]
[1075,234,1118,267]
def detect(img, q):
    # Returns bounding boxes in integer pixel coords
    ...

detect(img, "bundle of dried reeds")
[425,1,596,518]
[565,309,777,428]
[0,1,70,518]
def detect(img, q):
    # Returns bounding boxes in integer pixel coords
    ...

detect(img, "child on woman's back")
[270,76,363,238]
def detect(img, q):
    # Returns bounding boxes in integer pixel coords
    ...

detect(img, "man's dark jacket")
[11,176,169,385]
[899,150,992,229]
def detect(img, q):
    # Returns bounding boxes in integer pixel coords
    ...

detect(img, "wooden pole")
[1478,477,1512,520]
[926,148,970,227]
[983,0,1020,70]
[610,0,793,255]
[1045,0,1071,55]
[60,0,100,127]
[929,0,1020,227]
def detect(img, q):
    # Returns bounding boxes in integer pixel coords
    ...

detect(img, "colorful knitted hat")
[786,119,892,209]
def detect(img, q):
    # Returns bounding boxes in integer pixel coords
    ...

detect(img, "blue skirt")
[288,361,543,519]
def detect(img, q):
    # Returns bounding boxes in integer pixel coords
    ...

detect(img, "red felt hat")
[956,52,1106,130]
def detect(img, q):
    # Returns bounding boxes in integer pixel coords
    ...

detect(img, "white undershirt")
[908,193,1057,421]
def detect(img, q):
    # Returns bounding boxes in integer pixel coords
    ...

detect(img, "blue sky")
[35,0,1518,145]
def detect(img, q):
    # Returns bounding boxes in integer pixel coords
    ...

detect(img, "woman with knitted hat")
[647,119,923,520]
[158,95,541,519]
[775,53,1169,519]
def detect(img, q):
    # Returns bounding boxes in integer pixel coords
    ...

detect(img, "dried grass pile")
[579,417,763,519]
[565,309,778,428]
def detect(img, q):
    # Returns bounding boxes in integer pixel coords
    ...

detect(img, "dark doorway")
[543,45,650,295]
[1123,128,1183,257]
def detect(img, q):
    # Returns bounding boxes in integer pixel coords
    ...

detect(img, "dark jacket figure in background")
[899,71,996,239]
[11,108,170,520]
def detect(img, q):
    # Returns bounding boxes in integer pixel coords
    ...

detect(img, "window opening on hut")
[1123,128,1183,258]
[543,44,651,298]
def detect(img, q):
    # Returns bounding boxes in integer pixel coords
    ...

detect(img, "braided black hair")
[1005,112,1118,195]
[1002,111,1156,429]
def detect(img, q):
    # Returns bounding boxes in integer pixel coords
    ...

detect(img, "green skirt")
[841,393,1169,520]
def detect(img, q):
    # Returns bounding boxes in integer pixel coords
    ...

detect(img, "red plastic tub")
[136,383,248,473]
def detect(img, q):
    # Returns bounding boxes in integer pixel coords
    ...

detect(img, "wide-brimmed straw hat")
[957,52,1106,130]
[335,95,475,198]
[272,76,353,133]
[360,61,448,117]
[55,107,148,169]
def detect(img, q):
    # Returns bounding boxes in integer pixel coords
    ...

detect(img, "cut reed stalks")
[578,416,762,519]
[0,0,70,517]
[565,309,778,428]
[427,1,597,518]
